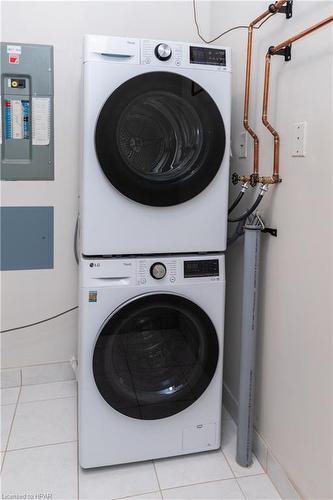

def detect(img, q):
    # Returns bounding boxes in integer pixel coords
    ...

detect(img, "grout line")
[220,448,237,479]
[6,439,78,454]
[235,477,248,499]
[0,369,23,472]
[152,460,163,498]
[160,475,239,492]
[112,490,161,500]
[18,394,77,405]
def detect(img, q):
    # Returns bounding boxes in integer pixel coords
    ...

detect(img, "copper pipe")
[262,52,281,182]
[250,0,286,28]
[262,15,333,184]
[258,176,279,185]
[243,26,259,176]
[271,15,333,53]
[243,0,287,180]
[238,175,252,183]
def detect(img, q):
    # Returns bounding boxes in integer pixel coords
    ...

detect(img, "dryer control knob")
[155,43,172,61]
[150,262,167,280]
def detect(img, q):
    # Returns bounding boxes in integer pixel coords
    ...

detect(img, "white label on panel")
[7,45,21,54]
[32,97,50,146]
[11,100,24,139]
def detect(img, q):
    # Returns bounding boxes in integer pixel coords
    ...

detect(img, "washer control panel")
[136,256,222,285]
[82,255,224,287]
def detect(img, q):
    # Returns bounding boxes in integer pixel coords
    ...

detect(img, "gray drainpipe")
[236,215,263,467]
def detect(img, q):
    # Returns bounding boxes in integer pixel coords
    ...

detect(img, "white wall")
[209,2,333,498]
[0,0,211,368]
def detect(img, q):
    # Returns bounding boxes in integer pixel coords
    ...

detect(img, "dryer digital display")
[190,46,226,66]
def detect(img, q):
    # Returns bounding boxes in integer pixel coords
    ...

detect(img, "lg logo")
[89,263,100,268]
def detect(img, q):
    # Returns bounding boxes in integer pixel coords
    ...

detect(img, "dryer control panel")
[141,39,231,72]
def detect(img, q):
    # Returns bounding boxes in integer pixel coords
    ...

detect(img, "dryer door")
[95,72,226,206]
[93,293,219,420]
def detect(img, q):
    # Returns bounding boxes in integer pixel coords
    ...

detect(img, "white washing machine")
[80,35,231,256]
[78,253,225,468]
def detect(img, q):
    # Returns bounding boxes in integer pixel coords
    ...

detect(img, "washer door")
[93,294,219,420]
[95,72,226,206]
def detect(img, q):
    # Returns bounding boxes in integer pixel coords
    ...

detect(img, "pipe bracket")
[269,44,292,61]
[261,227,278,237]
[278,0,293,19]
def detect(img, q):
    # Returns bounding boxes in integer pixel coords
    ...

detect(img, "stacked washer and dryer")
[79,35,231,468]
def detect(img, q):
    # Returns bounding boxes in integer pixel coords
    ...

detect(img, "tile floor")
[1,380,282,500]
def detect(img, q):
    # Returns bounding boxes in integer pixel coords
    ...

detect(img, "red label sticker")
[9,55,19,64]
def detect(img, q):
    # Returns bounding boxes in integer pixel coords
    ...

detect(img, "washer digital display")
[184,259,219,278]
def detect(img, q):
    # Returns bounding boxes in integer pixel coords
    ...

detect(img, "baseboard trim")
[0,360,75,388]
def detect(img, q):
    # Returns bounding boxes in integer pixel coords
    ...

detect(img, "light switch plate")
[292,122,307,157]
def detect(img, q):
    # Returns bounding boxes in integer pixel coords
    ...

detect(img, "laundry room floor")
[1,379,282,500]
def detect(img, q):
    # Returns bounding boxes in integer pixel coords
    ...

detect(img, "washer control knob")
[155,43,172,61]
[150,262,167,280]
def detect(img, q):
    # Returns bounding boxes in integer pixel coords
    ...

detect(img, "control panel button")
[150,262,167,280]
[155,43,172,61]
[170,276,176,283]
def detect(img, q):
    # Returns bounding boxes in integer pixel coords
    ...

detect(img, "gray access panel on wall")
[0,206,54,270]
[0,42,54,180]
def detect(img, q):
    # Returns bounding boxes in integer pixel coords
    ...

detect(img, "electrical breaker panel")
[0,42,54,180]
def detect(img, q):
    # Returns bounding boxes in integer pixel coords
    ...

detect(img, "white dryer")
[80,35,231,256]
[78,254,225,468]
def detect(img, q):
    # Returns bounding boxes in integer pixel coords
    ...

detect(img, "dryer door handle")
[96,52,134,59]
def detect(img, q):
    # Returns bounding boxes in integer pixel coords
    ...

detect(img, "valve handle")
[232,173,239,185]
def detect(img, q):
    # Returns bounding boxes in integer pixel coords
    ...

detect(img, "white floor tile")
[1,387,20,406]
[154,450,234,490]
[21,362,75,386]
[237,474,281,499]
[0,368,21,389]
[8,397,77,450]
[79,460,159,499]
[1,442,77,499]
[20,380,77,403]
[222,419,264,477]
[122,492,163,500]
[1,405,16,451]
[162,479,245,499]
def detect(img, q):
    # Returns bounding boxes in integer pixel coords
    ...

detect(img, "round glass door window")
[95,72,226,206]
[93,294,219,420]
